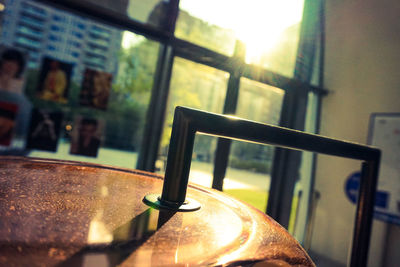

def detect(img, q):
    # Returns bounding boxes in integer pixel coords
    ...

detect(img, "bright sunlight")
[179,0,304,62]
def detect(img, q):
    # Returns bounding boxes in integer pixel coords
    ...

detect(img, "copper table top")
[0,156,315,266]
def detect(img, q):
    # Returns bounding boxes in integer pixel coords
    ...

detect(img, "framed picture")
[26,108,64,152]
[368,113,400,225]
[36,57,73,104]
[0,101,18,146]
[0,46,27,94]
[70,116,103,157]
[79,68,112,110]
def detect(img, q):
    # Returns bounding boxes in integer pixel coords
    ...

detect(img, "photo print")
[0,102,18,146]
[36,57,73,104]
[79,68,112,110]
[0,46,27,94]
[26,109,64,152]
[70,116,103,157]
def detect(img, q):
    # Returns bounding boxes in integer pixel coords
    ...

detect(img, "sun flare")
[180,0,304,61]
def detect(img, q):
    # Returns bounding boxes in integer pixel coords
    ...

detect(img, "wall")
[311,0,400,266]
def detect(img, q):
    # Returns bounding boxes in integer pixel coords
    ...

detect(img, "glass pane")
[290,92,319,238]
[223,78,284,212]
[176,0,304,77]
[79,0,171,30]
[157,57,229,188]
[0,0,159,168]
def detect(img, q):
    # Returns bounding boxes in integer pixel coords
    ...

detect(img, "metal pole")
[144,106,380,267]
[349,160,380,267]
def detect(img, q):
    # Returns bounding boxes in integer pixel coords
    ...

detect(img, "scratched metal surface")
[0,156,314,267]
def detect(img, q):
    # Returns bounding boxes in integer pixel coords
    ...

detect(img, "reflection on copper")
[62,208,176,266]
[0,157,315,266]
[87,210,113,244]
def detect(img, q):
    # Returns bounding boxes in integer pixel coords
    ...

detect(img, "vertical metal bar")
[267,87,308,228]
[349,160,380,267]
[160,109,195,204]
[302,0,326,248]
[212,138,231,190]
[154,107,380,267]
[212,40,245,191]
[303,190,321,251]
[136,0,179,171]
[136,44,175,171]
[166,0,180,33]
[318,0,326,90]
[268,0,323,228]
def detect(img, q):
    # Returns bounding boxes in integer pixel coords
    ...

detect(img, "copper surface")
[0,156,315,266]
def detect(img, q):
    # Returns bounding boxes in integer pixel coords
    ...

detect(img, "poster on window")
[79,68,112,110]
[36,57,73,104]
[26,108,64,152]
[368,113,400,225]
[0,46,27,94]
[70,116,103,157]
[0,102,18,147]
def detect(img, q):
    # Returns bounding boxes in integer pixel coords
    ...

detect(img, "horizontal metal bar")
[350,161,380,267]
[173,38,328,95]
[159,106,380,267]
[161,106,380,204]
[187,107,378,160]
[38,0,172,43]
[38,0,328,96]
[242,64,329,95]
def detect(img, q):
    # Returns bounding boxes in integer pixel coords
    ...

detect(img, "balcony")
[85,47,107,58]
[15,36,41,50]
[89,27,111,40]
[17,26,43,40]
[84,55,105,67]
[87,39,109,49]
[83,60,104,70]
[19,16,45,30]
[20,5,47,21]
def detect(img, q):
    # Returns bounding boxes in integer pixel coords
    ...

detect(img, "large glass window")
[157,57,229,187]
[176,0,304,77]
[0,0,323,235]
[0,0,159,169]
[223,78,284,211]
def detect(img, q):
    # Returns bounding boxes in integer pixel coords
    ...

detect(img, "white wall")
[311,0,400,266]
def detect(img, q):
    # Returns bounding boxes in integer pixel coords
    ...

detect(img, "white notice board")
[369,113,400,225]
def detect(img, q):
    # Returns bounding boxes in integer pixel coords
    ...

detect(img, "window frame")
[36,0,326,230]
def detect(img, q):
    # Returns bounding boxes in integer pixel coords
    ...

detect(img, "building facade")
[0,0,123,79]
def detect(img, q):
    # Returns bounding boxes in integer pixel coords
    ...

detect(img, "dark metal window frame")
[149,106,380,267]
[38,0,326,228]
[39,0,327,93]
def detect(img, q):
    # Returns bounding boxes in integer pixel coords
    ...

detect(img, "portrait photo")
[0,102,18,147]
[0,46,27,94]
[26,109,64,152]
[36,57,73,104]
[70,117,103,157]
[79,68,112,110]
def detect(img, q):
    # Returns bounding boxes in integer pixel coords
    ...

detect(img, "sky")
[123,0,305,58]
[179,0,304,32]
[180,0,305,59]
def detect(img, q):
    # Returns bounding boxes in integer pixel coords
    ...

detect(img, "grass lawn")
[29,141,138,169]
[224,189,268,212]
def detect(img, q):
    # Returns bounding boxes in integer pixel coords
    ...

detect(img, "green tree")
[104,38,159,149]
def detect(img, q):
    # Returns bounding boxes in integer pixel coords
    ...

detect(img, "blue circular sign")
[345,171,360,204]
